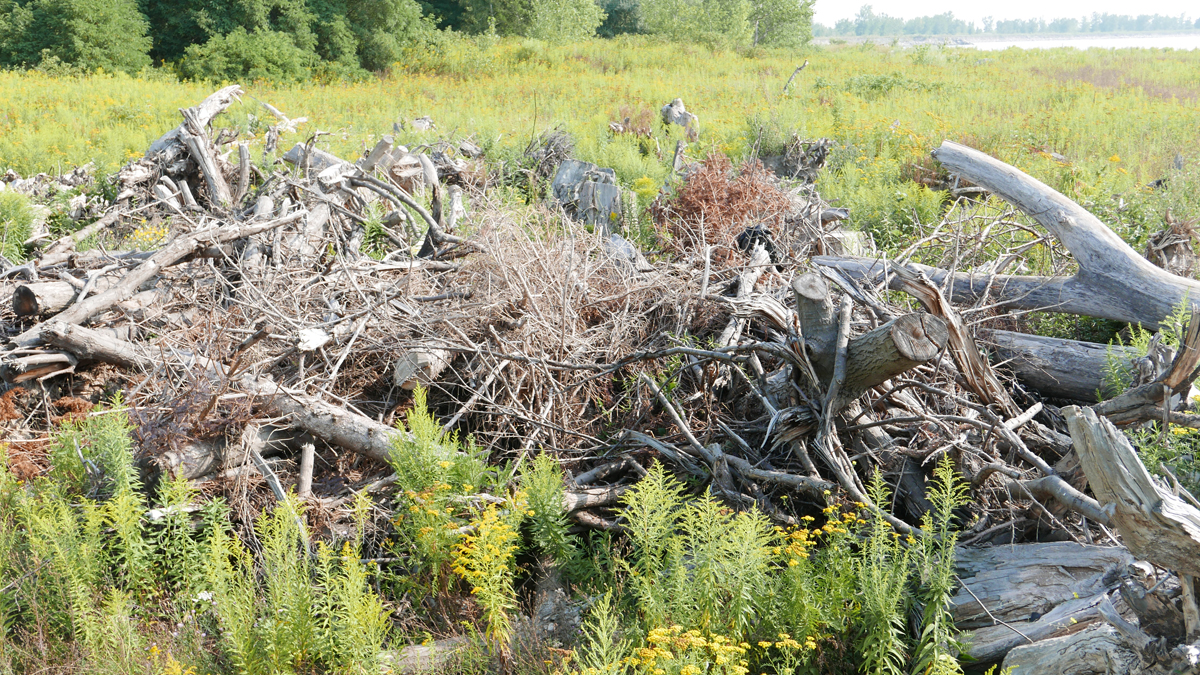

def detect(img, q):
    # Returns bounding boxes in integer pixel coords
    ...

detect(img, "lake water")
[964,34,1200,51]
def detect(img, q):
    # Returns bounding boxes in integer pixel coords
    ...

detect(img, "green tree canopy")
[0,0,152,72]
[459,0,605,42]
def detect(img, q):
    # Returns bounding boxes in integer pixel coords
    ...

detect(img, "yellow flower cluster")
[450,500,522,643]
[625,626,750,675]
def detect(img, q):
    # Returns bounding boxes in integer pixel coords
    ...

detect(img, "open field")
[3,37,1200,249]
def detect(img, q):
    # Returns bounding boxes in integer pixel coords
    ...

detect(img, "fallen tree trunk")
[817,141,1200,330]
[980,328,1138,402]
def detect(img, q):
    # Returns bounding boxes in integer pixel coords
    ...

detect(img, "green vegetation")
[0,189,34,262]
[2,39,1198,256]
[1,391,973,674]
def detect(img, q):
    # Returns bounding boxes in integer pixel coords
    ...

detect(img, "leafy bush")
[388,386,491,586]
[180,28,314,82]
[523,453,580,569]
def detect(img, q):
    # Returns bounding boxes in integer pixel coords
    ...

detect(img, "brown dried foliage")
[652,151,791,253]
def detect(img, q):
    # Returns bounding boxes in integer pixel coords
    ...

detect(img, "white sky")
[813,0,1196,27]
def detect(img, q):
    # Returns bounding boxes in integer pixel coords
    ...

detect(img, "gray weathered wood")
[980,328,1138,402]
[1000,623,1139,675]
[1066,405,1200,579]
[818,142,1200,330]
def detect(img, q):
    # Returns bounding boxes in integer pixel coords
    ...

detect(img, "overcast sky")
[813,1,1196,27]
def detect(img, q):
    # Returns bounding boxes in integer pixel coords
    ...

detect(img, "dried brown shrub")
[651,151,791,253]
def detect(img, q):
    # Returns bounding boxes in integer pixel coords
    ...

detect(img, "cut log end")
[892,313,949,362]
[13,285,38,316]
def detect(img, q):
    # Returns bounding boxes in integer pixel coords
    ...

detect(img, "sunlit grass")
[2,37,1198,243]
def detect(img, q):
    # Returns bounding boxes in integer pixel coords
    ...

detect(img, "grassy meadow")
[3,37,1200,251]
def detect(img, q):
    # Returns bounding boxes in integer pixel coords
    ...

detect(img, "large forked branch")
[817,141,1200,330]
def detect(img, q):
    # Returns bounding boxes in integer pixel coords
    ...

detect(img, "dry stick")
[781,59,809,95]
[7,211,305,350]
[297,442,315,499]
[349,175,475,250]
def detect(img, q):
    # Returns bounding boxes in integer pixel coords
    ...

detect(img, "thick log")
[379,638,469,675]
[999,623,1139,675]
[243,376,410,464]
[40,321,154,370]
[791,272,837,380]
[980,328,1138,402]
[836,312,948,408]
[14,282,82,316]
[953,541,1133,663]
[818,142,1200,330]
[1066,405,1200,579]
[146,85,243,159]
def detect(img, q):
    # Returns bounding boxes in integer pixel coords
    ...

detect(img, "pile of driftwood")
[6,85,1200,672]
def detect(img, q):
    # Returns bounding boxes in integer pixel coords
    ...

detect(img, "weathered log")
[836,312,948,409]
[1066,405,1200,579]
[787,272,950,404]
[394,349,453,391]
[243,376,409,464]
[40,321,154,370]
[14,275,127,316]
[41,211,120,258]
[952,541,1133,663]
[980,328,1138,402]
[0,351,77,383]
[181,107,233,209]
[999,623,1139,675]
[817,141,1200,330]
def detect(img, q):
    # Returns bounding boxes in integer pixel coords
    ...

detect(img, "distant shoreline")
[814,31,1200,48]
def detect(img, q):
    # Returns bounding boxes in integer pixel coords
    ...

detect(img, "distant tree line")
[0,0,814,81]
[814,4,1200,37]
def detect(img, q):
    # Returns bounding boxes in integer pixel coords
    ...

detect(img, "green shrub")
[522,453,580,570]
[0,0,151,72]
[0,191,34,263]
[180,28,314,83]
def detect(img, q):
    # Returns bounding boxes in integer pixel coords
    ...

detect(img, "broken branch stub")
[789,272,949,408]
[1065,405,1200,578]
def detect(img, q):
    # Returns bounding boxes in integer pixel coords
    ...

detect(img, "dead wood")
[5,210,303,350]
[817,141,1200,330]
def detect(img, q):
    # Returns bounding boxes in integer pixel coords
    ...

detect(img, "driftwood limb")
[818,142,1200,330]
[980,328,1138,402]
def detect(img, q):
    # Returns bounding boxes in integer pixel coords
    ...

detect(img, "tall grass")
[2,39,1198,249]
